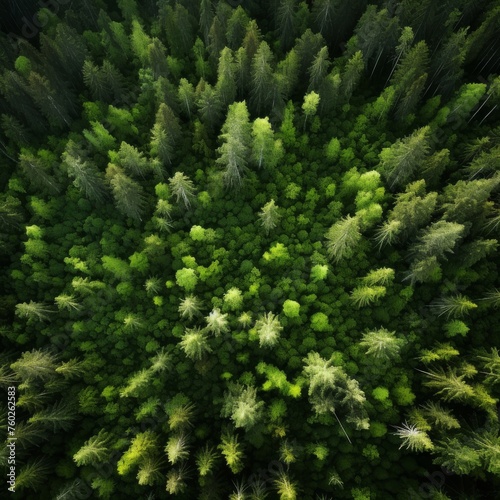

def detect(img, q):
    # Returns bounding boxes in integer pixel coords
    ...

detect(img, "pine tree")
[199,0,214,45]
[350,286,386,307]
[255,312,283,348]
[239,19,259,61]
[162,4,195,58]
[393,422,434,452]
[308,46,330,92]
[312,0,339,44]
[276,49,300,102]
[106,164,146,221]
[410,221,465,261]
[166,433,190,464]
[168,171,196,209]
[430,28,468,97]
[19,151,59,194]
[274,471,299,500]
[277,0,299,51]
[207,15,226,63]
[110,141,150,179]
[196,81,223,131]
[359,328,405,362]
[15,301,53,323]
[251,117,282,169]
[216,101,251,189]
[393,181,437,235]
[259,199,281,234]
[178,78,195,119]
[420,367,475,403]
[431,295,478,319]
[218,432,245,474]
[165,394,195,431]
[147,38,169,79]
[130,19,151,66]
[136,456,164,486]
[11,349,57,381]
[150,103,181,166]
[216,47,237,108]
[55,358,86,379]
[73,430,111,466]
[196,444,218,476]
[325,215,362,263]
[441,176,500,225]
[250,41,275,116]
[302,91,320,130]
[353,6,399,74]
[179,327,212,360]
[62,147,108,203]
[117,431,158,476]
[226,6,250,50]
[294,29,325,78]
[302,351,369,431]
[120,369,151,398]
[26,72,71,128]
[15,458,51,492]
[178,295,203,320]
[223,287,243,311]
[341,51,364,103]
[205,308,229,336]
[28,400,76,432]
[378,126,431,190]
[221,383,265,430]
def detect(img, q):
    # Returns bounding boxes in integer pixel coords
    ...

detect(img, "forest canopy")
[1,0,500,499]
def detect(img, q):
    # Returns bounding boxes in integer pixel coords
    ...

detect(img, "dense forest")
[1,0,500,498]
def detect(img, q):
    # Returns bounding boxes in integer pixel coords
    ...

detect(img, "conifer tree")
[255,312,283,348]
[218,432,245,474]
[302,91,320,130]
[205,308,229,336]
[28,400,76,432]
[221,383,265,430]
[276,49,300,102]
[196,81,223,131]
[216,101,251,189]
[216,47,237,108]
[147,38,169,79]
[378,126,431,190]
[168,171,196,209]
[341,51,364,103]
[73,430,111,466]
[250,41,275,116]
[15,301,53,323]
[226,6,250,50]
[178,295,203,321]
[277,0,299,51]
[393,422,434,452]
[199,0,214,45]
[178,78,195,119]
[163,4,194,58]
[312,0,339,44]
[179,327,212,360]
[106,164,146,221]
[251,118,282,169]
[15,458,51,493]
[62,149,108,203]
[325,215,362,263]
[150,103,181,166]
[359,328,405,362]
[19,151,59,195]
[307,46,330,92]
